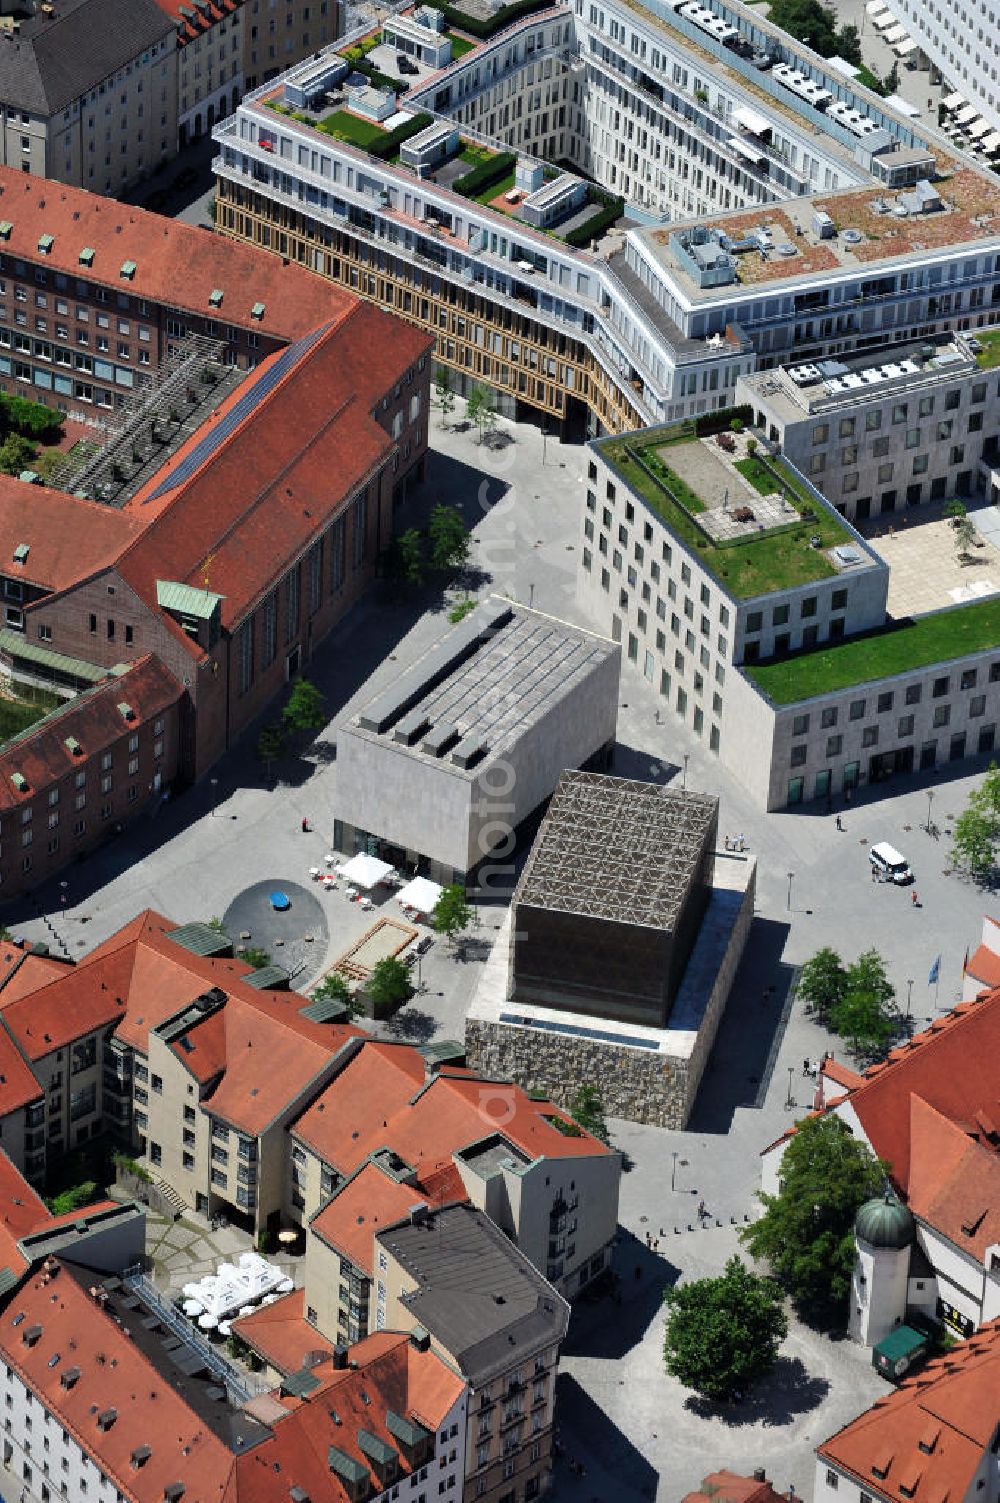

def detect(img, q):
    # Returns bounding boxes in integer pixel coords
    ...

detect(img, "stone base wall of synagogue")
[465,1019,691,1127]
[465,855,755,1129]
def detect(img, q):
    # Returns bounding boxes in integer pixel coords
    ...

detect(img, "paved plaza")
[860,498,1000,616]
[8,402,996,1501]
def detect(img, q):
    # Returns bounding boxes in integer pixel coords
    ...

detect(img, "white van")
[869,842,912,885]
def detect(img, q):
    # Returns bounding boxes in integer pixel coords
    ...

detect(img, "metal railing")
[122,1265,269,1403]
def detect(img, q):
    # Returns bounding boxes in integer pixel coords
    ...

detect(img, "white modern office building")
[212,0,1000,436]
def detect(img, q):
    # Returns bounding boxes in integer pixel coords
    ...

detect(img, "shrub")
[452,150,517,199]
[562,189,625,248]
[367,111,434,159]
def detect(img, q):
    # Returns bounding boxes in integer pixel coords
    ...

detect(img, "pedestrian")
[697,1199,706,1220]
[301,815,311,833]
[912,890,919,906]
[835,814,843,831]
[871,867,877,883]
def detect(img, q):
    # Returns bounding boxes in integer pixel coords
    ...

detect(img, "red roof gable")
[293,1043,612,1174]
[0,1150,51,1281]
[0,169,355,343]
[833,988,1000,1192]
[119,309,429,629]
[906,1096,1000,1259]
[819,1320,1000,1502]
[0,477,143,595]
[0,657,182,814]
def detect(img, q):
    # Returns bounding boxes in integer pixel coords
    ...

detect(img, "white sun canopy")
[339,852,395,888]
[396,876,443,912]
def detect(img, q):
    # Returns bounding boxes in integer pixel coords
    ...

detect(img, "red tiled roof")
[842,988,1000,1192]
[119,309,431,630]
[0,657,182,814]
[0,1151,51,1281]
[225,1332,464,1503]
[821,1057,865,1091]
[0,1261,234,1503]
[0,169,356,343]
[906,1096,1000,1259]
[293,1042,612,1174]
[681,1472,789,1503]
[0,1021,45,1121]
[0,948,73,1003]
[311,1158,464,1276]
[232,1288,332,1376]
[966,943,1000,991]
[0,477,143,595]
[199,989,362,1137]
[819,1319,1000,1503]
[152,0,240,44]
[0,951,128,1061]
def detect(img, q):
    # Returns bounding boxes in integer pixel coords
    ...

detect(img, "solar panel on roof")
[144,321,332,503]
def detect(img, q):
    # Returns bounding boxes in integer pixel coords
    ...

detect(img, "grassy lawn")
[476,169,516,203]
[447,31,477,56]
[974,329,1000,369]
[735,453,816,511]
[460,143,493,165]
[746,596,1000,704]
[603,435,854,598]
[318,109,386,147]
[0,690,62,746]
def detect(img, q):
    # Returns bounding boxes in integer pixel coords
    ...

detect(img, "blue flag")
[928,953,941,986]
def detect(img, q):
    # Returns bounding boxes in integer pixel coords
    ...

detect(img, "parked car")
[869,841,913,884]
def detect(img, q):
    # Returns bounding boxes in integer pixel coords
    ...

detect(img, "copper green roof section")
[0,630,106,684]
[327,1446,368,1484]
[156,581,223,619]
[243,964,290,990]
[300,994,349,1023]
[167,922,234,959]
[282,1368,321,1397]
[745,598,1000,705]
[386,1409,431,1447]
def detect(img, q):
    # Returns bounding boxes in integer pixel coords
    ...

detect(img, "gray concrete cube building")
[334,597,620,886]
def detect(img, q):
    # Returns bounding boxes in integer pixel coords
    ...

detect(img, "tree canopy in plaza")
[663,1256,787,1401]
[740,1114,888,1324]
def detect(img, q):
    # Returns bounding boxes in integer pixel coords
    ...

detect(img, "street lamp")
[925,787,934,833]
[528,582,535,609]
[906,978,914,1019]
[671,1151,679,1191]
[210,777,219,816]
[682,753,689,790]
[787,871,794,911]
[785,1065,794,1108]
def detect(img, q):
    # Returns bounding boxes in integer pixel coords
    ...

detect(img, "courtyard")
[861,498,1000,616]
[8,402,996,1501]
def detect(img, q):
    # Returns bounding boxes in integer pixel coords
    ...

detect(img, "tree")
[568,1084,610,1144]
[432,883,472,945]
[433,367,456,427]
[766,0,838,54]
[466,384,496,444]
[741,1114,888,1322]
[797,946,846,1027]
[0,434,38,476]
[428,504,470,573]
[397,528,426,587]
[952,762,1000,880]
[663,1256,787,1402]
[256,722,286,782]
[282,677,326,735]
[312,970,365,1019]
[952,802,999,880]
[242,947,272,970]
[883,61,899,94]
[366,956,412,1010]
[834,22,863,63]
[830,949,897,1060]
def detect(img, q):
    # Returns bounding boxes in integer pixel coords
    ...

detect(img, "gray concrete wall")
[467,860,756,1129]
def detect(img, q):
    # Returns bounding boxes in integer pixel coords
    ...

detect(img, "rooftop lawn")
[602,434,857,599]
[475,168,516,203]
[745,596,1000,705]
[447,31,477,56]
[974,329,1000,370]
[317,109,386,147]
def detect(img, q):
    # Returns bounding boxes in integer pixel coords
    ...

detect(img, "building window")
[238,617,254,696]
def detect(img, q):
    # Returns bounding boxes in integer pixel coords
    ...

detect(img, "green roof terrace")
[597,420,862,599]
[745,596,1000,705]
